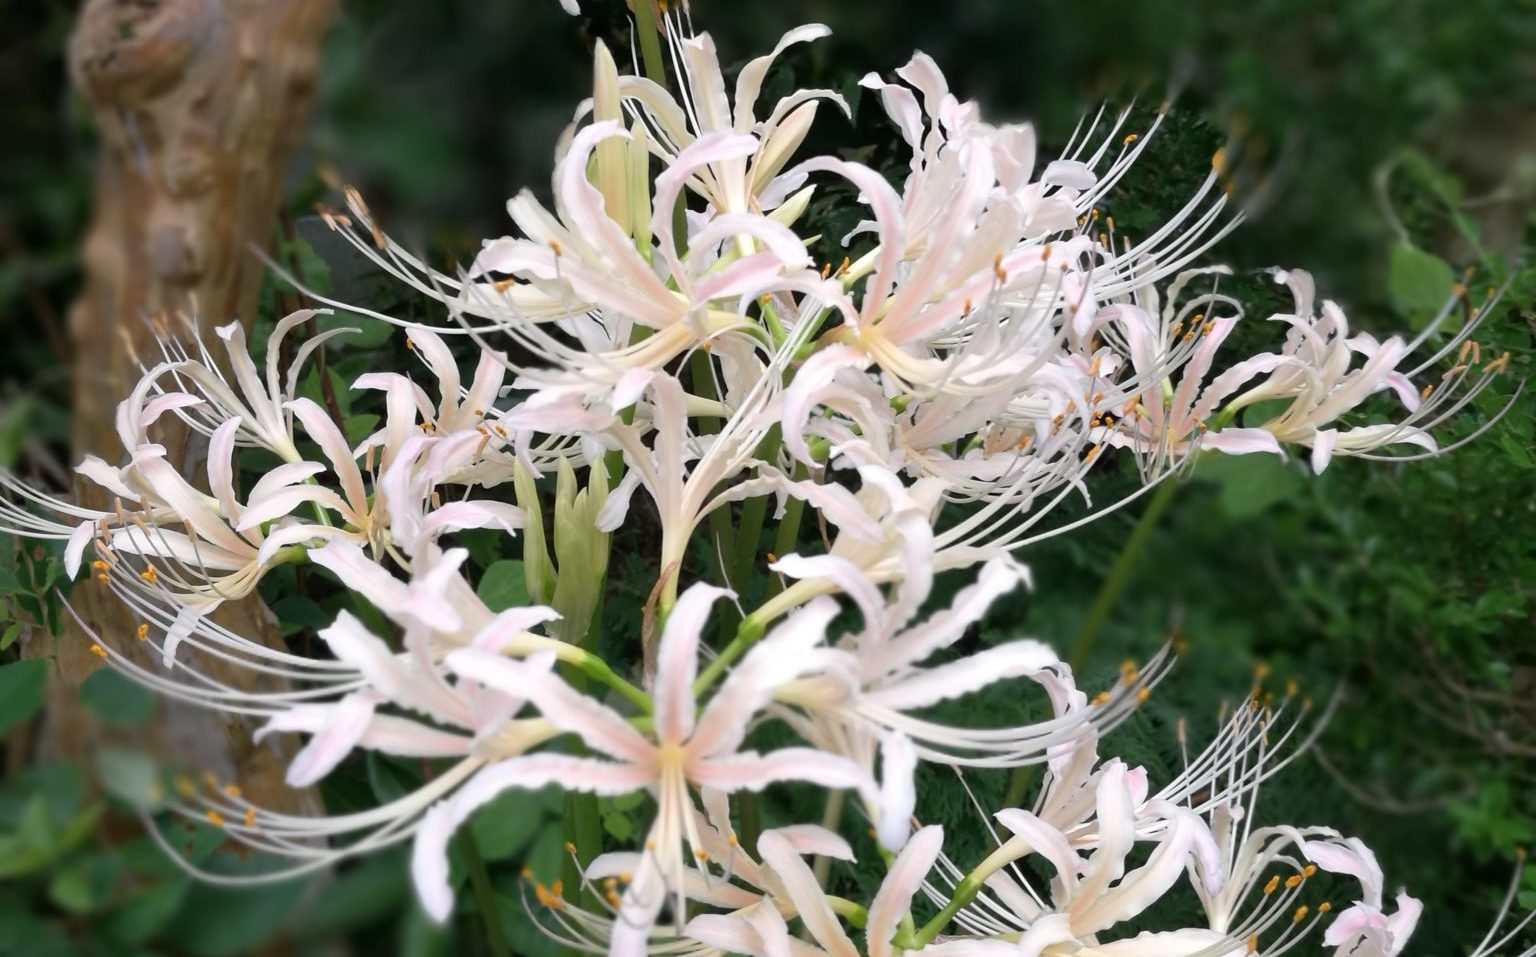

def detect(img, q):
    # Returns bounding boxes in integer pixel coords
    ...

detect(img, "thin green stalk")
[1001,477,1182,809]
[763,463,811,601]
[1068,476,1181,670]
[459,830,511,957]
[631,0,668,88]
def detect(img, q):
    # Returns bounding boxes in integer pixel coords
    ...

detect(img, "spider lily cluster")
[2,6,1522,957]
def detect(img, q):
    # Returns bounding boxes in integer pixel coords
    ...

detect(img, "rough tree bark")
[37,0,337,813]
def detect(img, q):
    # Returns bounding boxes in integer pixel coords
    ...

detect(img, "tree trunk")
[38,0,336,814]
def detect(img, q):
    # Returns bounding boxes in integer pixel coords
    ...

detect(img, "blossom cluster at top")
[0,6,1521,957]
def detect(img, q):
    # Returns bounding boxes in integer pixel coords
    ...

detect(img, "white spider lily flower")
[547,813,855,955]
[616,20,848,216]
[353,324,508,469]
[126,311,353,461]
[1222,269,1515,472]
[686,825,947,957]
[1300,839,1422,957]
[410,584,874,945]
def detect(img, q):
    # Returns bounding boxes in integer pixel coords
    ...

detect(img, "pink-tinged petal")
[794,158,906,320]
[412,802,457,923]
[1201,428,1283,457]
[1311,428,1340,474]
[757,831,859,957]
[653,582,732,744]
[287,398,368,512]
[767,824,855,861]
[690,216,810,269]
[692,251,795,304]
[1076,812,1204,934]
[445,649,653,764]
[247,461,328,506]
[689,597,838,758]
[207,417,244,523]
[280,694,376,786]
[129,449,251,557]
[404,326,461,417]
[450,754,653,818]
[867,825,944,957]
[875,733,917,851]
[1014,913,1078,957]
[464,350,507,420]
[1042,160,1097,190]
[778,478,884,543]
[1075,761,1135,904]
[162,604,209,667]
[420,501,524,538]
[1303,838,1384,907]
[1092,929,1241,957]
[357,715,472,758]
[733,23,833,130]
[769,554,881,635]
[651,133,761,283]
[865,639,1059,712]
[780,344,867,464]
[557,0,578,13]
[995,809,1080,885]
[76,454,139,501]
[64,521,94,579]
[744,906,794,957]
[235,484,352,531]
[469,607,562,653]
[689,747,872,798]
[109,527,249,573]
[876,556,1028,682]
[312,541,405,618]
[1323,904,1387,947]
[1384,891,1422,956]
[911,941,1022,956]
[686,914,777,957]
[596,468,643,533]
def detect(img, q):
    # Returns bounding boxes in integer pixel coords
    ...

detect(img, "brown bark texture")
[38,0,336,813]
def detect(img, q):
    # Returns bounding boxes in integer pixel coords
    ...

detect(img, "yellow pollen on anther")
[548,239,563,256]
[1246,935,1258,954]
[89,644,107,659]
[1302,864,1317,878]
[1091,691,1112,707]
[565,841,577,854]
[136,623,149,641]
[91,560,109,571]
[244,807,256,827]
[1263,875,1280,895]
[1124,133,1140,145]
[493,277,518,292]
[694,849,710,861]
[206,810,226,828]
[1136,688,1151,704]
[1319,901,1332,913]
[1292,905,1309,924]
[140,567,158,583]
[224,784,241,798]
[1284,874,1303,889]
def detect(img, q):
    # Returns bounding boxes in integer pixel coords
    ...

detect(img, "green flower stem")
[692,613,766,695]
[1002,475,1182,808]
[459,829,512,957]
[631,0,668,88]
[826,896,869,928]
[1067,474,1182,671]
[737,792,762,857]
[565,646,651,712]
[911,840,1023,947]
[763,463,811,601]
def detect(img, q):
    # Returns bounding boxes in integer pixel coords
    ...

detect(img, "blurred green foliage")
[1,0,1532,954]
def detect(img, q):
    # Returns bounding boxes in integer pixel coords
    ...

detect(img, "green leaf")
[103,878,190,945]
[1387,241,1456,327]
[0,658,47,736]
[1196,453,1304,521]
[0,623,20,651]
[477,559,530,613]
[81,667,156,726]
[468,786,551,861]
[95,747,164,810]
[0,397,32,469]
[291,851,409,939]
[163,862,310,957]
